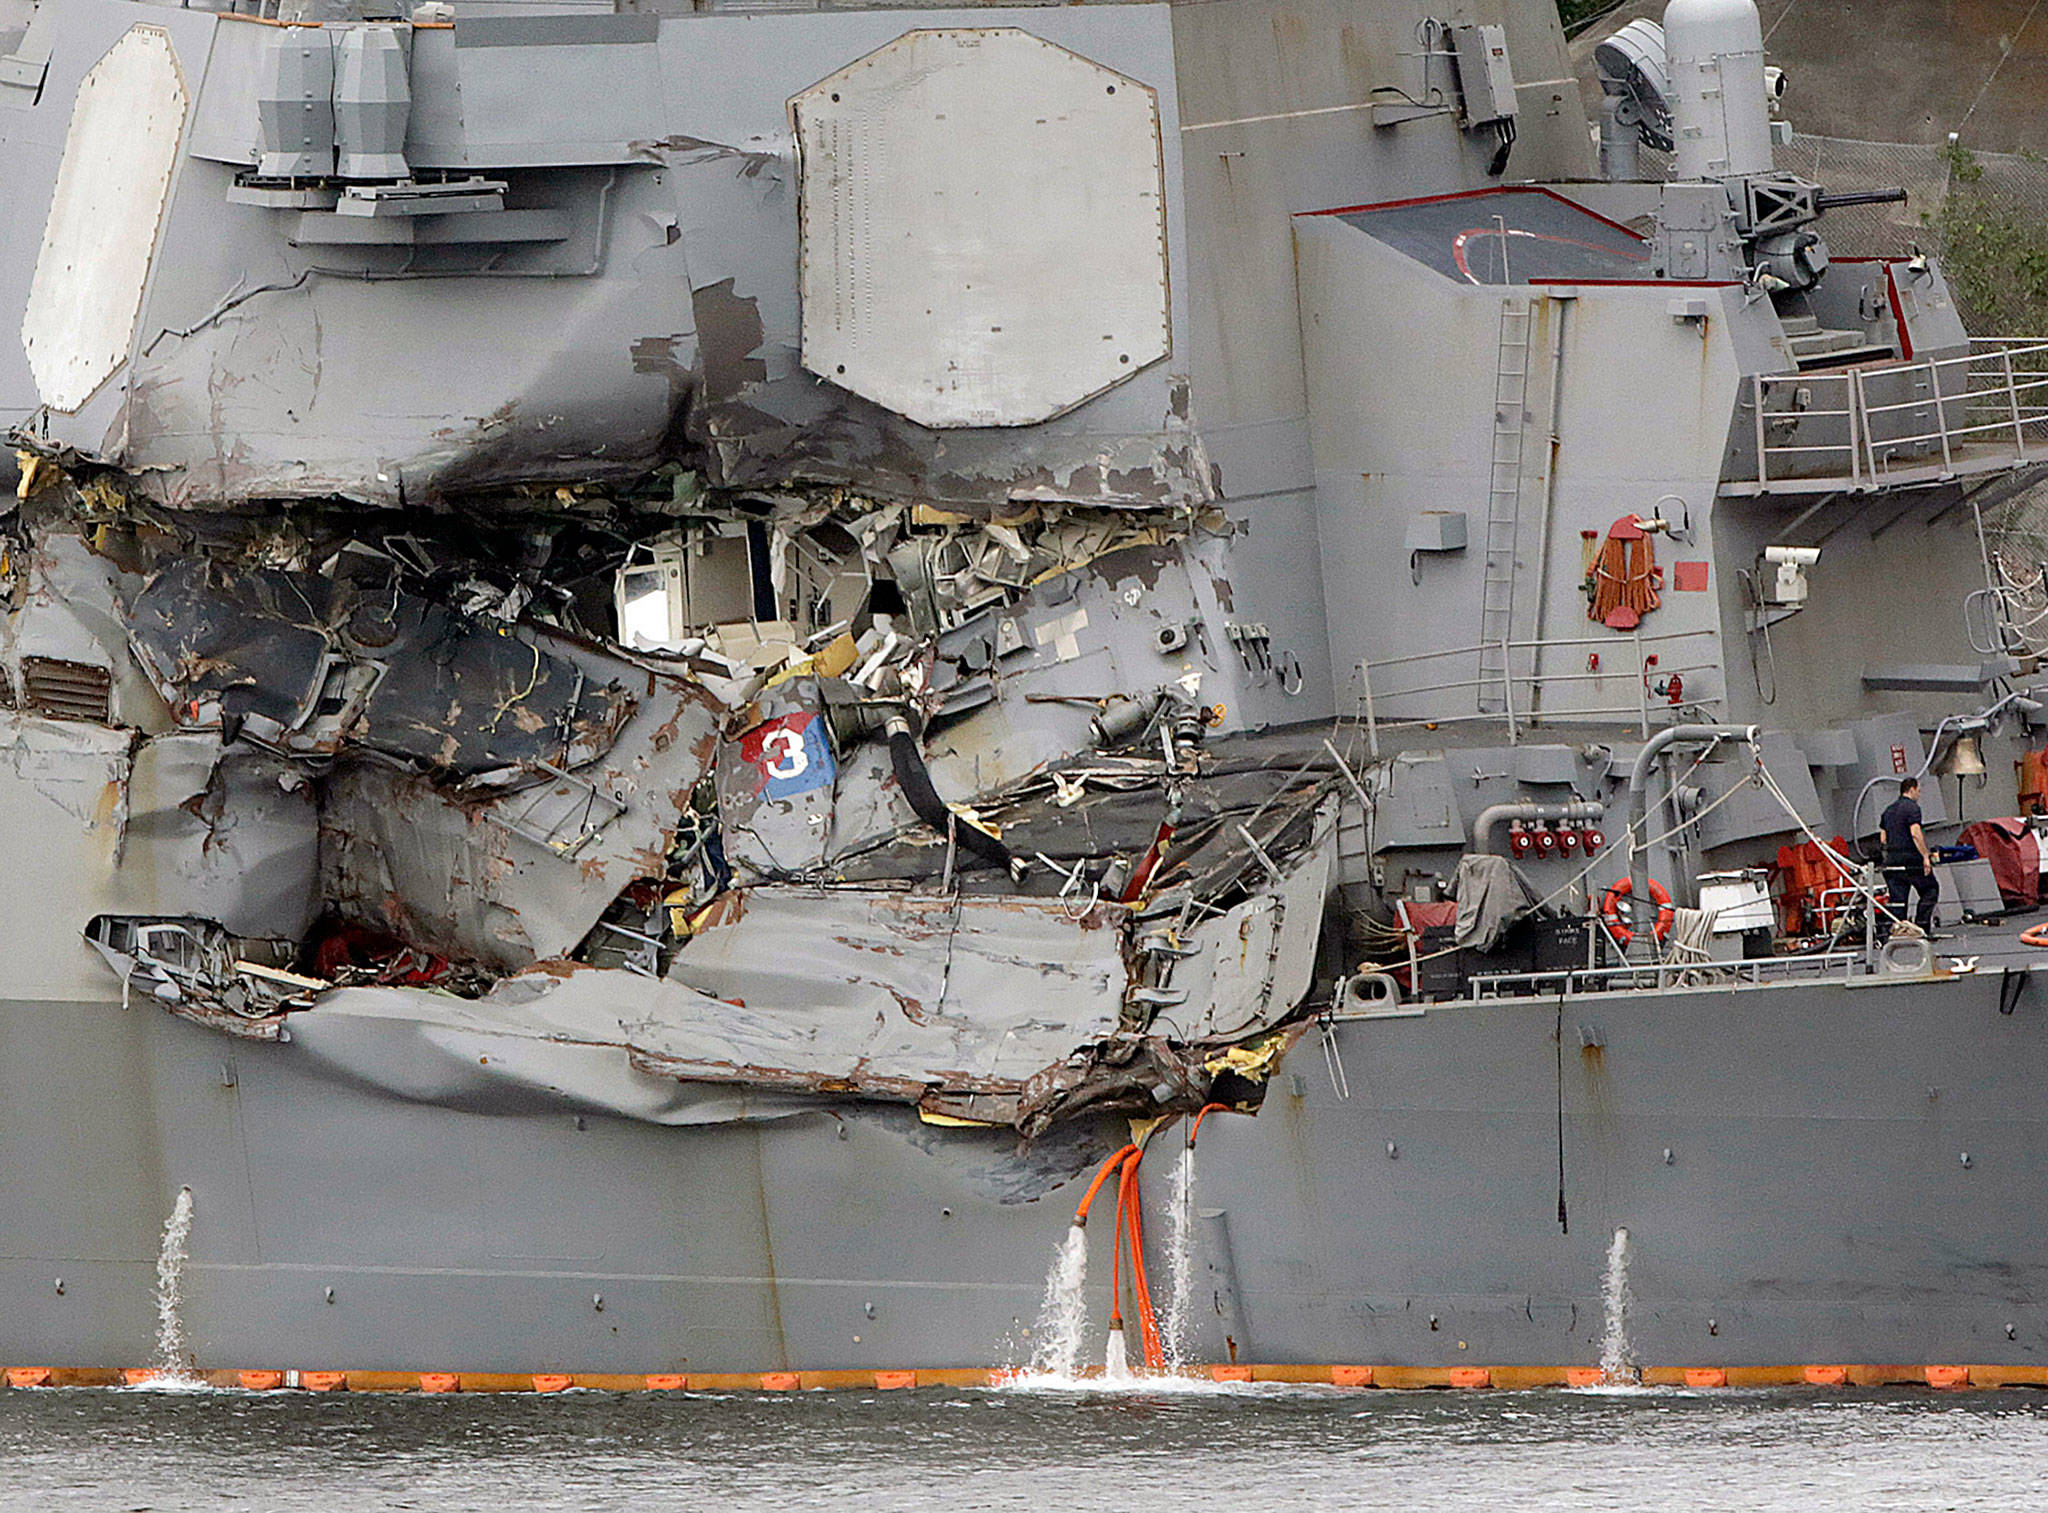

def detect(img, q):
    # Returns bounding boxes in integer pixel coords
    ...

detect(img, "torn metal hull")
[0,994,1114,1374]
[6,964,2048,1374]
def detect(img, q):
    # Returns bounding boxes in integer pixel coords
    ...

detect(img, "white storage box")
[1698,870,1774,934]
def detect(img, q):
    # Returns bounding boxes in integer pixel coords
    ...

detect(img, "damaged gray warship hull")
[15,965,2048,1376]
[5,0,2048,1383]
[15,963,2048,1375]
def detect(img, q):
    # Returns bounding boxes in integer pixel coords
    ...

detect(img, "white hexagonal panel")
[793,28,1169,430]
[22,26,188,415]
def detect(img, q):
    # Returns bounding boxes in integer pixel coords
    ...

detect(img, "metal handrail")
[1454,950,1868,1000]
[1359,629,1717,676]
[1746,338,2048,491]
[1356,628,1723,754]
[1359,628,1716,673]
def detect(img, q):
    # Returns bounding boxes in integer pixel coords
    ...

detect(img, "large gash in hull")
[0,0,1448,1375]
[0,0,2045,1382]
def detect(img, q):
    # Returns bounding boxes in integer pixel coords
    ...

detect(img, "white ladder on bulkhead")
[1476,297,1531,713]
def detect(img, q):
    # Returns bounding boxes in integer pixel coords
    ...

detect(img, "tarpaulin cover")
[1957,819,2040,909]
[1449,852,1528,952]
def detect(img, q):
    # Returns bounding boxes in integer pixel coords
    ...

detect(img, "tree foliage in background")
[1558,0,1621,33]
[1929,145,2048,335]
[1926,144,2048,564]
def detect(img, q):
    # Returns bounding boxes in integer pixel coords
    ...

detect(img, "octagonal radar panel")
[792,29,1170,430]
[22,26,189,414]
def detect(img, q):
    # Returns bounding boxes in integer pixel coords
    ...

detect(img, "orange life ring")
[1601,876,1674,947]
[2022,922,2048,949]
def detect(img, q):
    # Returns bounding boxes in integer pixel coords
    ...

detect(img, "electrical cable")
[889,726,1011,870]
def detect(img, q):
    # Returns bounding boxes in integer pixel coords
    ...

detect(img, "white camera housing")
[1762,544,1819,605]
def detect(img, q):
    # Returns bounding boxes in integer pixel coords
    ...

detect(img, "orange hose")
[1076,1139,1172,1369]
[1187,1102,1232,1147]
[1073,1143,1138,1227]
[1119,1150,1165,1370]
[1108,1168,1126,1332]
[1117,1154,1139,1349]
[2022,922,2048,948]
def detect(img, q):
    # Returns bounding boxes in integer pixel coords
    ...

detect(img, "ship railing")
[1446,949,1868,1001]
[1351,628,1721,757]
[1740,338,2048,494]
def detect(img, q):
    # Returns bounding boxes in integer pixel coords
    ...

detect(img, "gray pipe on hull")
[1626,723,1761,910]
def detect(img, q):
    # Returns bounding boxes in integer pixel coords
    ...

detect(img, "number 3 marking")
[762,727,809,781]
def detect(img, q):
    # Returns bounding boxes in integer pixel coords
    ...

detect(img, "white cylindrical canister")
[1664,0,1772,180]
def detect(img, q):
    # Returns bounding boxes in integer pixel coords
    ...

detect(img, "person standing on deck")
[1879,777,1938,939]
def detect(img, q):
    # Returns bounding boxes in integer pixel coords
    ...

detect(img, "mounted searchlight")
[1762,545,1819,606]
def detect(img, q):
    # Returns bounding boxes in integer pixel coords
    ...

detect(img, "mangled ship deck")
[3,0,2048,1382]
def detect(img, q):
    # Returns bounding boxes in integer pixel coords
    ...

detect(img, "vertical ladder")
[1477,297,1531,714]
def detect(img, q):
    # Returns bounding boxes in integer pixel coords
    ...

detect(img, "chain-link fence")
[1774,136,1954,258]
[1619,133,2048,557]
[1769,138,2048,573]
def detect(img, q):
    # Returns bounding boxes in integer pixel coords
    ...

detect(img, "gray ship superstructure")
[0,0,2047,1383]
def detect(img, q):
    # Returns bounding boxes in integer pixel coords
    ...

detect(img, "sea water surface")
[2,1383,2045,1512]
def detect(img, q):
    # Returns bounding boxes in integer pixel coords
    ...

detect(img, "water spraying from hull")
[1599,1226,1637,1385]
[1161,1143,1197,1369]
[1002,1193,1263,1397]
[1102,1325,1133,1381]
[1026,1224,1091,1380]
[152,1187,198,1385]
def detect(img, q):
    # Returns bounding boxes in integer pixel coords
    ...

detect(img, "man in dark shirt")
[1879,777,1938,938]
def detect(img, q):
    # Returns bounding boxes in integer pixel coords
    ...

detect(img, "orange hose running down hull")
[1108,1152,1130,1336]
[1073,1144,1138,1227]
[1187,1102,1233,1147]
[1118,1150,1166,1370]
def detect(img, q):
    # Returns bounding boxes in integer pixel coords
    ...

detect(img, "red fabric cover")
[1387,899,1461,994]
[1957,818,2040,909]
[1396,899,1459,934]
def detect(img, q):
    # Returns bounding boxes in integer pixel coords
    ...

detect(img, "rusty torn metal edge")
[0,1364,2036,1391]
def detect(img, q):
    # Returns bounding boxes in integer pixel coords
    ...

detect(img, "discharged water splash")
[1102,1327,1133,1382]
[1004,1166,1258,1394]
[151,1187,198,1385]
[1160,1144,1197,1370]
[1025,1224,1091,1380]
[1599,1226,1637,1385]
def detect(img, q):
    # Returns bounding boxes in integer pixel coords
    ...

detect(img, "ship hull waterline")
[4,965,2046,1377]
